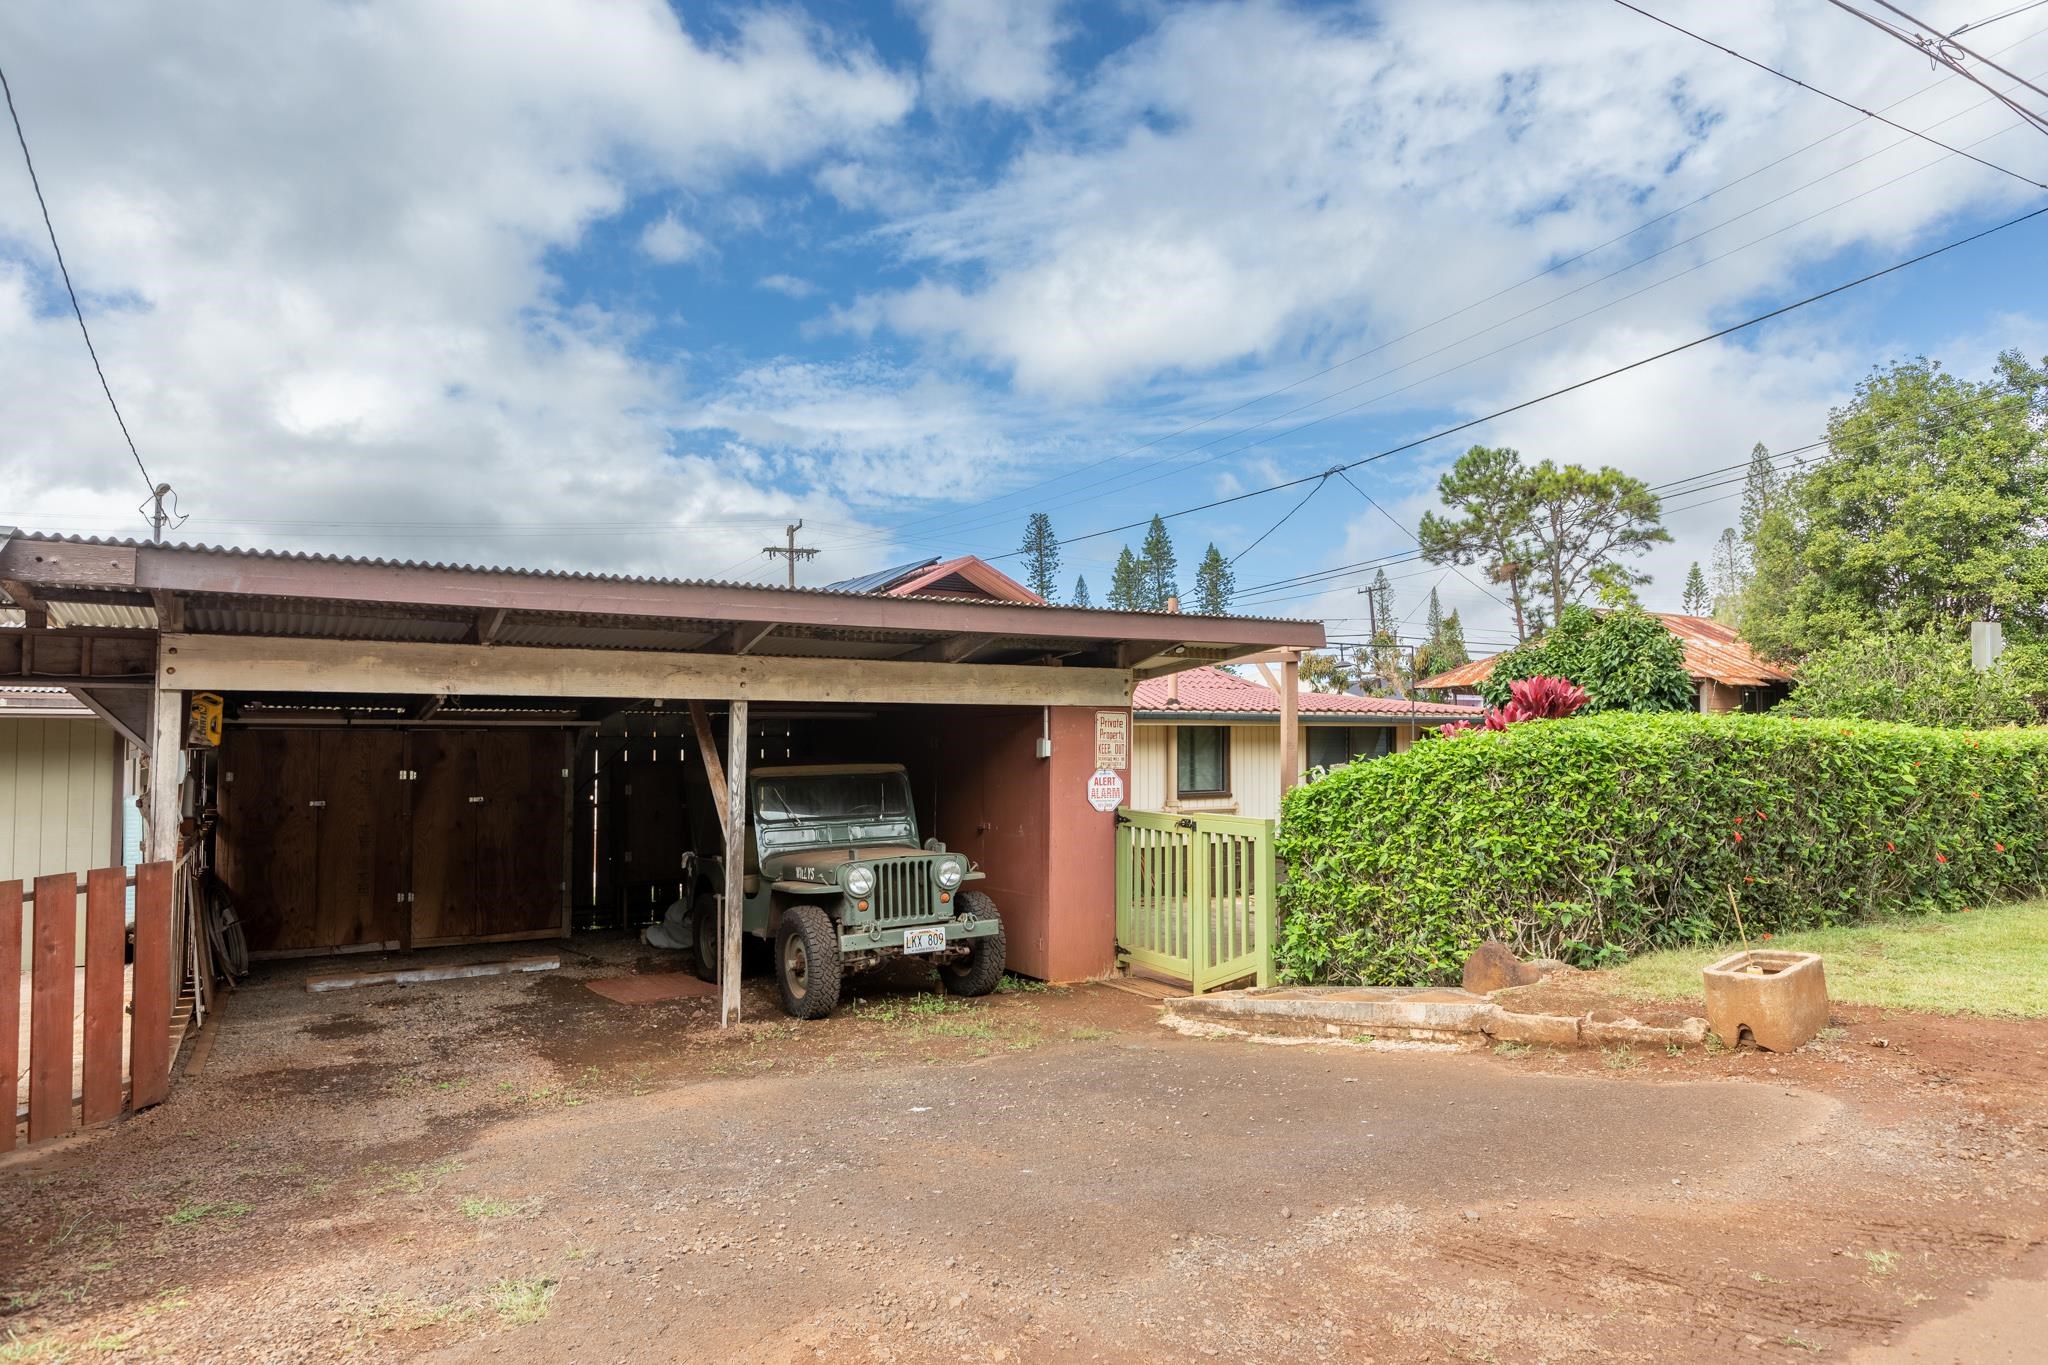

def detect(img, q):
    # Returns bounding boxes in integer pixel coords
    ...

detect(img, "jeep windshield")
[753,769,919,854]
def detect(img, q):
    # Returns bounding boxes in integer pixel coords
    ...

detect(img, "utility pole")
[148,483,172,543]
[762,519,819,588]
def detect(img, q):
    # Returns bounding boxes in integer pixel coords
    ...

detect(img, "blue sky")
[3,0,2045,653]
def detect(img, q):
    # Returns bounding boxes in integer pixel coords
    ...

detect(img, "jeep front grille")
[872,859,932,924]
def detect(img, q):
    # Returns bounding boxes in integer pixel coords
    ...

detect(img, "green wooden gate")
[1114,809,1276,993]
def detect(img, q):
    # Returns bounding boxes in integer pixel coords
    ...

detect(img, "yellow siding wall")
[3,718,122,966]
[1132,719,1427,821]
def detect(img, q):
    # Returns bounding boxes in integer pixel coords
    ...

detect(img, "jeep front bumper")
[838,915,1000,954]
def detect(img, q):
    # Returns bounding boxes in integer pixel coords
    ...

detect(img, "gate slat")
[1,880,19,1151]
[82,867,127,1125]
[28,873,77,1143]
[129,862,173,1110]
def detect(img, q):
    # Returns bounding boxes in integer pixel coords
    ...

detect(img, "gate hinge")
[1175,817,1197,831]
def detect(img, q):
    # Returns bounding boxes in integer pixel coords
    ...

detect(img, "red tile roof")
[1133,666,1479,717]
[1415,613,1796,690]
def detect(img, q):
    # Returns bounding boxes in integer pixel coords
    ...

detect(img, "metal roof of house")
[824,558,939,595]
[1415,613,1796,691]
[1133,667,1478,719]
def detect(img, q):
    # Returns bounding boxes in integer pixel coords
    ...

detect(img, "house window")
[1176,726,1230,797]
[1307,726,1392,771]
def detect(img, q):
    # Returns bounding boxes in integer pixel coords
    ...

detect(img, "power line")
[1955,0,2048,38]
[1,59,168,533]
[1872,0,2048,107]
[1229,474,1329,565]
[988,199,2048,570]
[1614,0,2048,172]
[800,19,2048,562]
[1821,0,2048,135]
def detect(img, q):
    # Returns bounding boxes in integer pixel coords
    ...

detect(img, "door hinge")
[468,795,486,804]
[308,799,327,808]
[398,769,417,781]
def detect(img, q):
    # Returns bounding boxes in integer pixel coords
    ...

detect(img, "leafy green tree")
[1106,546,1145,611]
[1739,442,1780,548]
[1298,650,1355,694]
[1418,445,1536,639]
[1368,628,1409,698]
[1709,527,1743,612]
[1478,605,1692,713]
[1682,562,1710,615]
[1414,588,1471,680]
[1138,515,1179,610]
[1365,567,1394,632]
[1191,543,1235,614]
[1740,352,2048,659]
[1525,460,1670,624]
[1071,575,1092,608]
[1779,628,2043,727]
[1018,512,1061,600]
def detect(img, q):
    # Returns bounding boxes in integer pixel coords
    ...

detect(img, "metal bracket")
[1175,817,1197,831]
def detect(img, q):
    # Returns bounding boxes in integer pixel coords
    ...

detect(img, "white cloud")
[757,273,819,298]
[905,0,1068,107]
[861,0,2043,399]
[640,213,711,264]
[0,0,913,575]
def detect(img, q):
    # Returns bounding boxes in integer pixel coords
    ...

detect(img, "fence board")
[82,867,127,1124]
[28,873,77,1142]
[1,880,18,1151]
[129,861,173,1110]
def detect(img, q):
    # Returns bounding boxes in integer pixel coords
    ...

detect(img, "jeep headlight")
[934,858,964,890]
[845,865,875,897]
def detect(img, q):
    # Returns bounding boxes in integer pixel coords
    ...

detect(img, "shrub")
[1778,628,2044,727]
[1478,605,1693,713]
[1274,711,2048,986]
[1441,675,1586,735]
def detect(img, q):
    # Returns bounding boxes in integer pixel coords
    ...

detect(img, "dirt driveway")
[3,938,2045,1362]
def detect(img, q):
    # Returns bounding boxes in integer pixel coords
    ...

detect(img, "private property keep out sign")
[1087,769,1124,812]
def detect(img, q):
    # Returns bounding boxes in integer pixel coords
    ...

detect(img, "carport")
[0,531,1322,1023]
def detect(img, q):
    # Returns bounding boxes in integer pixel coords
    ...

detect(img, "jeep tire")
[776,903,843,1019]
[689,893,721,984]
[938,891,1006,997]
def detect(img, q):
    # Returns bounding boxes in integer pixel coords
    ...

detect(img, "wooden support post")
[129,861,173,1110]
[1,880,19,1151]
[720,700,747,1029]
[146,682,184,863]
[82,867,126,1125]
[689,700,728,831]
[1279,649,1301,798]
[28,873,76,1143]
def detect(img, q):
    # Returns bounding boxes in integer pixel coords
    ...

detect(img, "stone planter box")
[1702,950,1829,1052]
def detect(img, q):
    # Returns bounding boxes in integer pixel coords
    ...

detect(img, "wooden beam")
[415,693,447,720]
[721,699,747,1029]
[895,633,994,664]
[1279,650,1300,799]
[688,700,728,832]
[156,632,1137,708]
[724,622,778,655]
[470,607,508,644]
[149,589,185,633]
[146,680,184,863]
[66,686,152,749]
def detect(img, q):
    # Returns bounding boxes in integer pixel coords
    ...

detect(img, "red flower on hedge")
[1733,832,1744,843]
[1760,933,1773,941]
[1734,814,1744,825]
[1885,842,1896,852]
[1936,853,1948,864]
[1996,842,2006,852]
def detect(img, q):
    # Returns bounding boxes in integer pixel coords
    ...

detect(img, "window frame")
[1175,725,1231,798]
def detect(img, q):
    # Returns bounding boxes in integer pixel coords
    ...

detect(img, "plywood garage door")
[410,731,568,945]
[217,729,408,953]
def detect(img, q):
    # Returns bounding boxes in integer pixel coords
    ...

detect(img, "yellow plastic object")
[187,691,224,747]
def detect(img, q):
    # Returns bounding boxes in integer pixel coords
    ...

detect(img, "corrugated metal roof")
[1415,613,1796,691]
[824,558,937,595]
[5,531,1320,626]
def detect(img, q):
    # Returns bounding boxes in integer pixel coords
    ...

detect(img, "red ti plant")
[1437,675,1589,737]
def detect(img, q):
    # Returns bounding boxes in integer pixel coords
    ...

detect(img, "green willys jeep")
[688,763,1006,1019]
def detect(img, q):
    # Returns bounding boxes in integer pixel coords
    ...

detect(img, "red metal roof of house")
[1134,666,1478,717]
[1415,613,1796,690]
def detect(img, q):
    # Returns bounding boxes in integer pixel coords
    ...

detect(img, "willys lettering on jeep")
[685,764,1005,1018]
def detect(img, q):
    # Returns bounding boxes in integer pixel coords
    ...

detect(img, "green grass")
[458,1197,539,1221]
[486,1277,556,1325]
[163,1201,250,1226]
[1609,902,2048,1017]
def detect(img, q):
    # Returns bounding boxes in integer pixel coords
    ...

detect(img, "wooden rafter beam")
[894,633,994,664]
[724,622,777,655]
[470,608,508,645]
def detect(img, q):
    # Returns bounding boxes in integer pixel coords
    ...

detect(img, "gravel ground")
[2,937,2044,1363]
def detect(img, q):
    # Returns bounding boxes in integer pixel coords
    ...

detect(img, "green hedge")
[1274,712,2048,986]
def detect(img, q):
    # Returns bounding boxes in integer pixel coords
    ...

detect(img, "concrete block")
[1486,1010,1581,1047]
[1703,950,1828,1052]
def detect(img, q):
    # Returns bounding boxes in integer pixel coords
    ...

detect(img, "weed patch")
[487,1277,557,1325]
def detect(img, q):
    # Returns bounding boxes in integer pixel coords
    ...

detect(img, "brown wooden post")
[689,700,728,831]
[129,861,174,1109]
[0,880,19,1151]
[1278,649,1301,798]
[28,873,77,1143]
[720,700,747,1028]
[81,867,127,1124]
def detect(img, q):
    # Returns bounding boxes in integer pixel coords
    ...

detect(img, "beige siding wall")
[1134,719,1427,821]
[3,717,122,966]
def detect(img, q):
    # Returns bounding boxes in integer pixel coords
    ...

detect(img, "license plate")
[902,927,947,954]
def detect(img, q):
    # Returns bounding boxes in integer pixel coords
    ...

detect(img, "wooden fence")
[5,861,173,1149]
[1114,809,1276,993]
